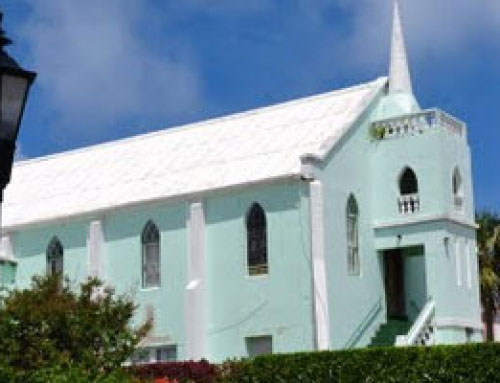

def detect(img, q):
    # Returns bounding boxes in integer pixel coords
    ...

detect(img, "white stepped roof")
[3,77,386,229]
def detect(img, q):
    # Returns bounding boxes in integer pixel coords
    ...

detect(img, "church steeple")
[375,0,419,119]
[388,0,412,94]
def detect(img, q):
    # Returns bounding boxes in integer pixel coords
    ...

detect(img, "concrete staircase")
[370,318,412,347]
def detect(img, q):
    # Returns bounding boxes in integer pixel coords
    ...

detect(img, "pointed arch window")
[346,195,360,275]
[398,167,420,214]
[246,203,268,276]
[142,220,160,288]
[452,168,464,210]
[47,237,63,276]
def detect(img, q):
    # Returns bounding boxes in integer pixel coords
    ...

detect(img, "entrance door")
[384,249,406,319]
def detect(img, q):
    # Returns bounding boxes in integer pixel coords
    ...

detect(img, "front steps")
[370,318,412,347]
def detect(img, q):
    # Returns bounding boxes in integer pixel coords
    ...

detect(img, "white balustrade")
[371,109,465,140]
[398,194,420,215]
[396,299,436,347]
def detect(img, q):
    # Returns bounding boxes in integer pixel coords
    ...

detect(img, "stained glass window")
[246,203,268,276]
[347,195,360,275]
[47,237,63,276]
[142,220,160,288]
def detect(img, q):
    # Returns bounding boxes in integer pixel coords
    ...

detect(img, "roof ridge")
[15,77,386,168]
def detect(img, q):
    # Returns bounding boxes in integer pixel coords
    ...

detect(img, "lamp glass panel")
[0,73,29,141]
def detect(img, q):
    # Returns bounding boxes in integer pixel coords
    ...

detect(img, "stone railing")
[371,109,465,140]
[396,299,436,347]
[398,193,420,215]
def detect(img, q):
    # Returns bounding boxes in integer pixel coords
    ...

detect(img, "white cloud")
[20,0,202,142]
[325,0,500,71]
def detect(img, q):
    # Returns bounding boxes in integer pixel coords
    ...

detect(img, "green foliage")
[476,211,500,340]
[370,125,385,140]
[218,343,500,383]
[0,274,151,382]
[26,363,133,383]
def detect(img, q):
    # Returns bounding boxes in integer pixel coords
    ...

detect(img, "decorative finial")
[388,0,412,94]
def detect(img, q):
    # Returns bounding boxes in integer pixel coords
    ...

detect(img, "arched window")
[142,220,160,288]
[346,195,360,275]
[399,167,418,195]
[246,203,268,276]
[452,168,464,210]
[47,237,63,276]
[398,167,420,214]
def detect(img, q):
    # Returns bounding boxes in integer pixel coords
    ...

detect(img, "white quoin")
[185,201,206,360]
[87,220,104,279]
[389,0,412,94]
[309,180,331,350]
[0,234,14,261]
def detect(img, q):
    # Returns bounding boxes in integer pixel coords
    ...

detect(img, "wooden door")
[384,250,406,319]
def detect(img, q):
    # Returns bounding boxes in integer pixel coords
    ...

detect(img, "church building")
[0,1,482,362]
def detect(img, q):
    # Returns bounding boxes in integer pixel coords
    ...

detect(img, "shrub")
[128,360,217,383]
[218,343,500,383]
[0,275,151,381]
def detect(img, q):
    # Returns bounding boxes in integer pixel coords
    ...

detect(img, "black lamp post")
[0,12,36,204]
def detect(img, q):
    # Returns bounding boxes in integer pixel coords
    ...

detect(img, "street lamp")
[0,12,36,204]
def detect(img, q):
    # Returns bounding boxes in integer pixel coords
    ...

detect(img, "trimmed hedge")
[218,343,500,383]
[126,343,500,382]
[128,360,217,383]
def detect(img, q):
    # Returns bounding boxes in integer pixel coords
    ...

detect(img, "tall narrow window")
[47,237,63,276]
[398,167,420,214]
[346,195,360,275]
[452,168,464,210]
[246,203,268,276]
[142,220,160,288]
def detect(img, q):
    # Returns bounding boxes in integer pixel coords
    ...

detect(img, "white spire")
[389,0,412,94]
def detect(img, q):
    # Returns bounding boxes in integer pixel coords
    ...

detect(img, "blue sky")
[2,0,500,212]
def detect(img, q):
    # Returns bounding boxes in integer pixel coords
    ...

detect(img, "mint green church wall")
[316,96,387,349]
[12,221,88,289]
[370,93,481,343]
[204,181,314,362]
[103,203,188,358]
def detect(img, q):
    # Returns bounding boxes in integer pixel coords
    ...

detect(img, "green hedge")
[218,343,500,383]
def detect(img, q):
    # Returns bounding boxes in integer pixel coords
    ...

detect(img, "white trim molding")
[87,220,104,279]
[185,201,206,360]
[434,317,483,331]
[374,214,478,230]
[309,180,331,350]
[0,233,15,262]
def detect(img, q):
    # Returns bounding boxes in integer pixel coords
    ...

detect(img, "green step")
[369,319,412,347]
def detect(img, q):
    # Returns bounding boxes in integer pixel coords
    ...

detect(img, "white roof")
[3,77,386,229]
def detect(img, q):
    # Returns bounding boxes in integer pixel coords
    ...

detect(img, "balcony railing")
[398,194,420,215]
[371,109,465,140]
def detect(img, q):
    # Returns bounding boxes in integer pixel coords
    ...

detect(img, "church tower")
[370,0,481,345]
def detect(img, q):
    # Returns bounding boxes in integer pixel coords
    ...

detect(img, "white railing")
[371,109,465,140]
[344,298,383,349]
[396,299,436,347]
[398,194,420,215]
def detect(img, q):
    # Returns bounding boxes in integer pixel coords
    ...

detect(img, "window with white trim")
[47,237,63,276]
[398,167,420,214]
[246,203,268,276]
[246,335,272,357]
[346,195,360,275]
[131,345,177,364]
[452,168,464,210]
[141,220,160,288]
